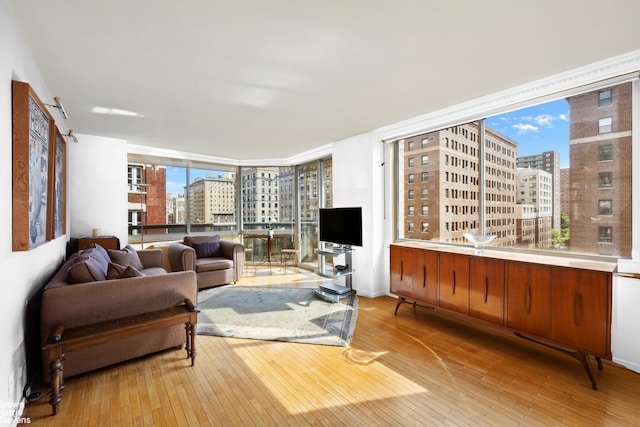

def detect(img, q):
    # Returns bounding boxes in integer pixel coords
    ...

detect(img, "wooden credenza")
[390,242,616,390]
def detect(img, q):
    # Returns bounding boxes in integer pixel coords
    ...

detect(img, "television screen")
[319,207,363,247]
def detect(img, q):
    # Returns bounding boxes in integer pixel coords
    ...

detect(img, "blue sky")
[485,98,570,167]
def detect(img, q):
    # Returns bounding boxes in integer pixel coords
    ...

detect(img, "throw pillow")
[192,241,221,259]
[184,235,220,247]
[108,244,144,270]
[86,243,111,266]
[78,247,109,273]
[107,262,145,279]
[67,255,108,284]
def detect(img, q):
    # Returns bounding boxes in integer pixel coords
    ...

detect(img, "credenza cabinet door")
[390,246,438,305]
[551,268,610,356]
[438,252,470,315]
[506,262,551,339]
[469,257,505,325]
[414,250,438,305]
[390,245,414,298]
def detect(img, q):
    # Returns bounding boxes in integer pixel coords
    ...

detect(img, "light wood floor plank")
[23,271,640,426]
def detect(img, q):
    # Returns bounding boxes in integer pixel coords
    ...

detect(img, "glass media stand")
[314,244,355,302]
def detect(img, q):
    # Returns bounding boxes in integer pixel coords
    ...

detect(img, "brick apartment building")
[560,166,570,216]
[127,163,166,236]
[568,82,632,257]
[401,123,518,246]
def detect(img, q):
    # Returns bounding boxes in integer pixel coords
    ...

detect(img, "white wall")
[332,132,388,297]
[1,5,130,418]
[612,276,640,372]
[69,134,128,241]
[0,0,68,415]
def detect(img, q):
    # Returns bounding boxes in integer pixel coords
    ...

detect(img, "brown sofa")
[168,235,244,290]
[40,244,197,380]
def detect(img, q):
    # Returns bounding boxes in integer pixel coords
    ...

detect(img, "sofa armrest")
[218,240,244,260]
[137,249,163,268]
[168,242,196,272]
[41,271,198,342]
[218,240,245,281]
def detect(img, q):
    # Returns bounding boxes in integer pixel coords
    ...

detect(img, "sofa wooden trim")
[43,298,199,415]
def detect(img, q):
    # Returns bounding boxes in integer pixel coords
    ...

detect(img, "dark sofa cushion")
[192,241,221,259]
[184,235,220,247]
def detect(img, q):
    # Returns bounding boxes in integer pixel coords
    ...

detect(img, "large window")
[126,156,331,271]
[299,158,333,269]
[395,81,633,258]
[127,163,237,244]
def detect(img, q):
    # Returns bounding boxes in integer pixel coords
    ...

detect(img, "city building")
[516,168,553,247]
[168,194,186,224]
[187,173,236,226]
[517,151,561,230]
[515,204,537,247]
[241,167,280,225]
[401,123,517,246]
[127,163,167,236]
[560,166,570,216]
[568,82,632,257]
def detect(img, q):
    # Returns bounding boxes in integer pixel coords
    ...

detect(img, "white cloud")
[534,114,554,126]
[512,123,538,133]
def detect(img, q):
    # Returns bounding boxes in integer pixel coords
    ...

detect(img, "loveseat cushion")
[108,245,144,270]
[192,241,221,259]
[195,257,234,273]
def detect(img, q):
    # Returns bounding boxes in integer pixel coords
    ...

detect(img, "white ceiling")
[7,0,640,161]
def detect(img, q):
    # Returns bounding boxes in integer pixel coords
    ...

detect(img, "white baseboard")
[612,356,640,374]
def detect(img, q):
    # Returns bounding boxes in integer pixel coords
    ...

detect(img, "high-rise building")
[168,194,186,224]
[516,168,553,247]
[401,123,518,246]
[241,167,280,224]
[277,167,295,223]
[187,173,236,226]
[517,151,561,230]
[298,163,320,223]
[568,82,632,257]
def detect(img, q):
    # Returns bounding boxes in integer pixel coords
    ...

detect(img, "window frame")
[379,65,640,273]
[599,88,613,107]
[599,117,613,134]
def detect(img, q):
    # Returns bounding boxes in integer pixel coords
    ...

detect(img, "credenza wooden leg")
[574,351,598,391]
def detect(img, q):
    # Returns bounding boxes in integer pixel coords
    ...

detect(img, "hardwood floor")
[24,269,640,426]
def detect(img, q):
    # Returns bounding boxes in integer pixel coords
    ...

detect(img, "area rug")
[196,285,358,347]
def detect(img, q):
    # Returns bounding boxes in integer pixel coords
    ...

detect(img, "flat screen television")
[319,207,363,247]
